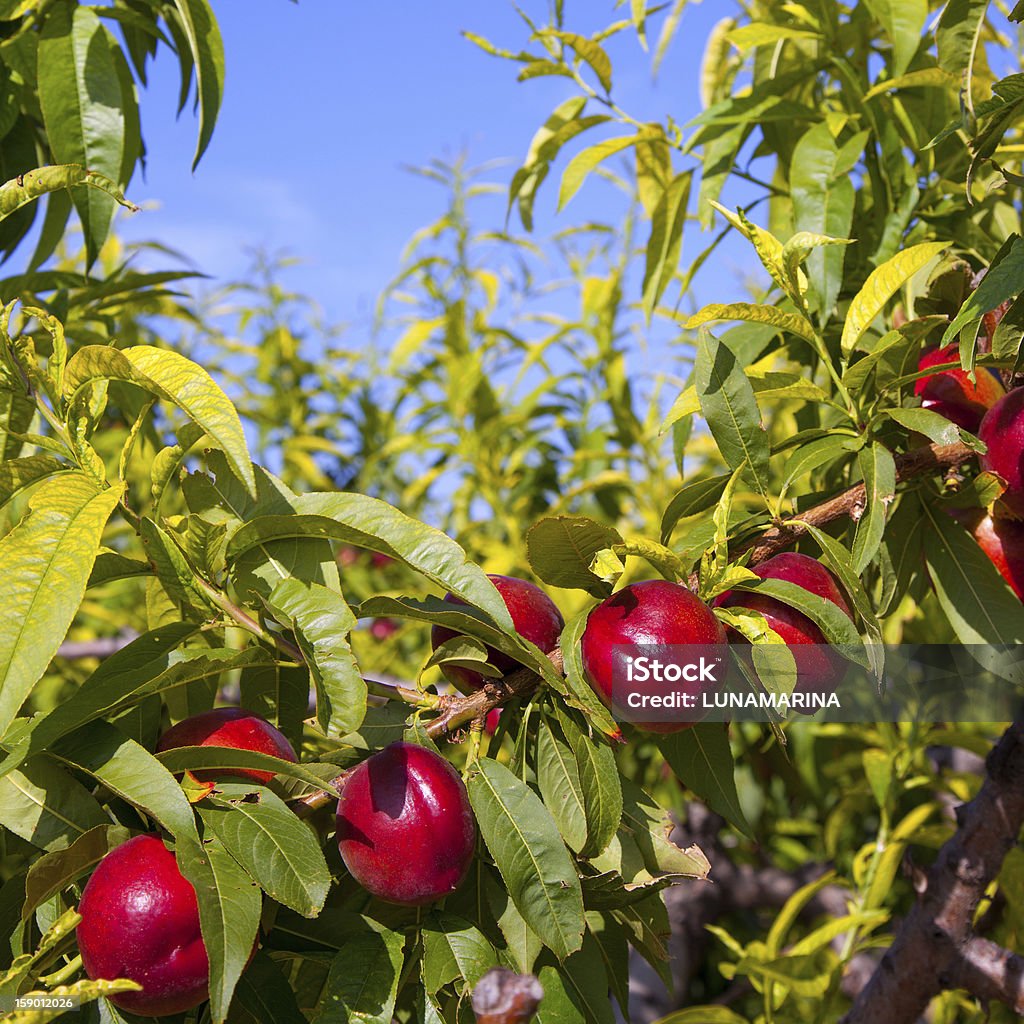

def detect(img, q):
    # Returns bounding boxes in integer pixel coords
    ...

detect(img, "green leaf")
[483,869,543,975]
[526,516,622,598]
[509,97,608,230]
[842,317,946,393]
[534,962,586,1024]
[558,135,639,210]
[765,871,839,955]
[560,712,622,859]
[357,595,534,669]
[265,577,365,738]
[618,777,711,877]
[556,934,617,1024]
[735,952,833,997]
[936,0,988,82]
[728,577,866,661]
[793,522,884,674]
[0,642,271,778]
[782,435,859,496]
[138,515,214,618]
[852,443,896,573]
[37,6,126,263]
[635,124,671,216]
[694,328,771,501]
[0,474,120,742]
[156,747,338,793]
[176,833,261,1024]
[864,0,927,75]
[923,501,1024,642]
[64,346,255,497]
[185,451,339,599]
[239,663,309,747]
[315,927,405,1024]
[790,123,860,316]
[687,303,817,344]
[557,610,623,740]
[642,171,691,321]
[421,912,499,992]
[0,386,35,462]
[940,236,1024,350]
[0,757,107,852]
[22,823,130,921]
[198,785,331,918]
[228,492,514,632]
[581,870,680,910]
[468,757,585,960]
[536,717,589,854]
[171,0,224,169]
[228,950,307,1024]
[885,407,962,445]
[656,725,752,837]
[661,474,731,545]
[52,720,199,840]
[841,242,950,356]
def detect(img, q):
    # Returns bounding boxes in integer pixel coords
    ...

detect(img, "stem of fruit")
[293,651,564,815]
[426,650,564,741]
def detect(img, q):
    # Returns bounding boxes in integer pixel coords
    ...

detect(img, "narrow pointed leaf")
[468,757,585,960]
[64,345,255,497]
[0,474,120,741]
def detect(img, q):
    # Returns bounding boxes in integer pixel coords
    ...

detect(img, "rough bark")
[841,719,1024,1023]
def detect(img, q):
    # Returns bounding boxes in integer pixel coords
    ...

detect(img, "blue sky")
[112,1,758,331]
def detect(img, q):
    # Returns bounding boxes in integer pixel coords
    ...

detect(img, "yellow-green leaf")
[726,23,820,51]
[0,474,121,741]
[559,135,640,210]
[841,242,950,356]
[64,344,256,497]
[686,303,817,343]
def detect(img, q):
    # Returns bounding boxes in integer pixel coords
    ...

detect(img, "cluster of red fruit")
[915,340,1024,599]
[77,569,852,1015]
[77,711,476,1016]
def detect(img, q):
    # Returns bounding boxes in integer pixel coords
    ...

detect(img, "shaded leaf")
[468,757,585,960]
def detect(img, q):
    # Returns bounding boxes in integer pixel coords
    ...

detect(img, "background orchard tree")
[3,2,1024,1024]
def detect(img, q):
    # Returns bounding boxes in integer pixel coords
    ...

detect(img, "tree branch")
[841,718,1024,1023]
[951,936,1024,1013]
[737,441,975,565]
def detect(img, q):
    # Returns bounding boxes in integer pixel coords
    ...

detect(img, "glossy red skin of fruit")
[955,509,1024,600]
[336,742,476,906]
[78,835,209,1017]
[155,707,297,785]
[914,344,1005,432]
[715,552,852,700]
[581,579,727,734]
[430,575,564,692]
[980,389,1024,518]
